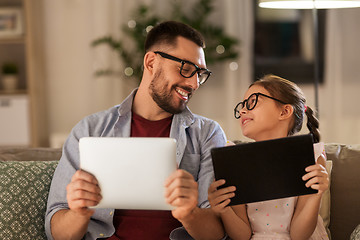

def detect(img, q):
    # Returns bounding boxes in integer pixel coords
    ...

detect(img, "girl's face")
[239,85,290,141]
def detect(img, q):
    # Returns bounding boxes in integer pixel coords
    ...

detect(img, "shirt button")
[99,233,104,237]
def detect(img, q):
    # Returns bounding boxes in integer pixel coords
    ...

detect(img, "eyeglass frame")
[234,92,288,119]
[154,51,212,85]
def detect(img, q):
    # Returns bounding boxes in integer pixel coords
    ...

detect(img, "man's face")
[149,37,207,114]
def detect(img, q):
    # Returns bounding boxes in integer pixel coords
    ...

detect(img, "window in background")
[253,2,326,83]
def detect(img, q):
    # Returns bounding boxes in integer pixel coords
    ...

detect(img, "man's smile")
[175,87,191,101]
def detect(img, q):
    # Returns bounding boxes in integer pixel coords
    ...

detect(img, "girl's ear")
[279,104,294,120]
[143,52,156,75]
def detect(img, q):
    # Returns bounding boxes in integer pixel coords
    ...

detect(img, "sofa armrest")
[0,160,59,239]
[0,147,62,162]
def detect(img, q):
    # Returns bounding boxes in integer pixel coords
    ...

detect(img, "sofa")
[0,143,359,240]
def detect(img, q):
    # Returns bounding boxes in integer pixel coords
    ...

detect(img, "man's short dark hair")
[144,21,205,53]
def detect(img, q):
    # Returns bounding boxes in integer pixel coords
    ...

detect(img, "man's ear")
[143,52,156,75]
[279,104,294,120]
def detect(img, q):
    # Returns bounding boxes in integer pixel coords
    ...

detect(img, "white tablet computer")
[79,137,177,210]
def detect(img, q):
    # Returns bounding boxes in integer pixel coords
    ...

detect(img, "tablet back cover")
[211,134,317,205]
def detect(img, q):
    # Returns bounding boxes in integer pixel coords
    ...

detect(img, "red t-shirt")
[104,112,181,240]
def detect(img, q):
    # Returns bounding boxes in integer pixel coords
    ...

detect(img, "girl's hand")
[208,179,236,215]
[226,140,235,146]
[302,155,329,194]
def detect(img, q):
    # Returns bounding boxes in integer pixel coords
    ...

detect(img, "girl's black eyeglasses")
[234,92,287,119]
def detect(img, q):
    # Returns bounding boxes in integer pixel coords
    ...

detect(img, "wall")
[316,8,360,144]
[43,0,138,146]
[43,0,360,147]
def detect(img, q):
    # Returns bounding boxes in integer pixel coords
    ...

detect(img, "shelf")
[0,0,22,6]
[0,37,25,44]
[0,89,27,95]
[0,0,48,146]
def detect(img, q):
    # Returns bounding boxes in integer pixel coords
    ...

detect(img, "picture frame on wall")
[0,8,23,38]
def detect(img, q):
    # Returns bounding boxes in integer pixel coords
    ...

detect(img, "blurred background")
[1,0,360,148]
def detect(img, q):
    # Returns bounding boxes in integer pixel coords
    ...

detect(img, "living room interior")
[1,0,360,148]
[0,1,359,239]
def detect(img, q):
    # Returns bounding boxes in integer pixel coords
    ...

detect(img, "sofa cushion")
[0,160,58,240]
[319,160,332,237]
[325,143,360,240]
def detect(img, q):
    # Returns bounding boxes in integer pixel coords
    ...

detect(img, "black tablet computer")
[211,134,317,205]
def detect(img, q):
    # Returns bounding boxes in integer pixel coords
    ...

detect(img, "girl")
[208,74,329,240]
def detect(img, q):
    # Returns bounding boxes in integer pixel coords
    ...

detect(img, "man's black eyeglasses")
[154,51,211,85]
[234,92,287,119]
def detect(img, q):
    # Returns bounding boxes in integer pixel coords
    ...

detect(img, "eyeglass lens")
[246,94,258,110]
[180,62,210,85]
[234,94,258,119]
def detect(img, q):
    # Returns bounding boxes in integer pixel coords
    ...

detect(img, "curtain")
[320,7,360,144]
[44,0,139,147]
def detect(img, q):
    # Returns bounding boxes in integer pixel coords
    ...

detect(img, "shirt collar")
[117,88,195,128]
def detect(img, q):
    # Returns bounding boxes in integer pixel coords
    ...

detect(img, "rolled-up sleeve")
[44,119,87,239]
[198,121,227,208]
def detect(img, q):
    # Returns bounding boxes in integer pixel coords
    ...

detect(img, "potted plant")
[91,0,239,83]
[1,62,19,92]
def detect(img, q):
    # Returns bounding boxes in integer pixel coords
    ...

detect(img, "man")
[45,21,227,240]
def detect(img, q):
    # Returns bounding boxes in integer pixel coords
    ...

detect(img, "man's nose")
[185,73,200,91]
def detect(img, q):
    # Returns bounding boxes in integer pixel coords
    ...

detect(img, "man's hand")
[66,170,102,218]
[50,170,101,239]
[164,169,198,221]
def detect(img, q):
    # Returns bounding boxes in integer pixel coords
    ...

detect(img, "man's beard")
[149,69,191,114]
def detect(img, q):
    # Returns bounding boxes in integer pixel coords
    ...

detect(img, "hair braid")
[305,106,320,143]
